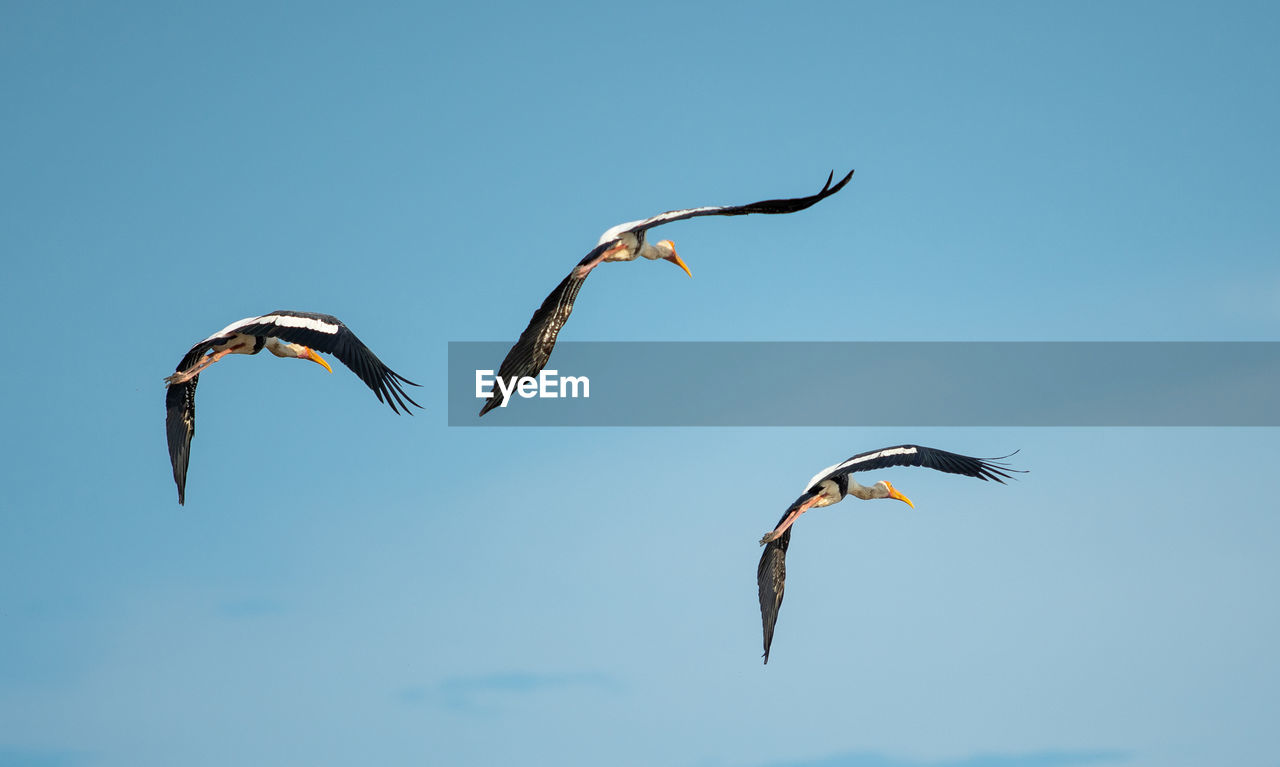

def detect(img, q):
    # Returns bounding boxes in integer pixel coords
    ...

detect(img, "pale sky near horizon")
[2,2,1278,766]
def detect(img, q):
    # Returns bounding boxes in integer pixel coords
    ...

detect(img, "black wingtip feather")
[830,169,854,194]
[968,450,1026,484]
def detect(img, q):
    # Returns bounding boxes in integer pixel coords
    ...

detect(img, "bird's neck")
[638,239,669,262]
[264,338,301,358]
[847,480,884,501]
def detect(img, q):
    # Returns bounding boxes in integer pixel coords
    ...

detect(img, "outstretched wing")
[165,342,220,505]
[757,531,789,665]
[804,444,1022,492]
[599,169,854,243]
[756,487,821,664]
[229,311,422,414]
[478,244,607,416]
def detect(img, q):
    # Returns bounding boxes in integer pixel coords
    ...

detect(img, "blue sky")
[2,2,1278,766]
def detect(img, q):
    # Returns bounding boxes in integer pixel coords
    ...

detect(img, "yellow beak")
[666,252,693,278]
[885,483,915,508]
[305,347,334,373]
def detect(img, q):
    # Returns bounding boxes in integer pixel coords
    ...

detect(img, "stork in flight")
[165,310,420,504]
[757,444,1021,663]
[479,169,855,415]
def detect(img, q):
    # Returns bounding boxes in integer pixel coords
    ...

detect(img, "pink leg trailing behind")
[759,495,824,545]
[164,344,246,385]
[574,243,628,278]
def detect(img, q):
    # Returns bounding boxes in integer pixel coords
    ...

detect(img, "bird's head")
[654,239,692,277]
[265,338,334,372]
[876,481,915,508]
[296,345,333,373]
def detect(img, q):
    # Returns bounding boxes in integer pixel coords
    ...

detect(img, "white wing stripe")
[803,446,919,491]
[596,206,726,244]
[839,446,917,468]
[805,462,844,491]
[257,314,342,334]
[201,315,263,343]
[199,313,342,345]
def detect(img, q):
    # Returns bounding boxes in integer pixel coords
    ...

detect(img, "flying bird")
[479,169,855,415]
[757,444,1021,664]
[164,310,420,504]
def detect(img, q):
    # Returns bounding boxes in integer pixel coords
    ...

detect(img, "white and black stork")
[757,444,1022,663]
[479,170,855,415]
[164,310,420,504]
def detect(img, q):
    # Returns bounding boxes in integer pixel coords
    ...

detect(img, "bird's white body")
[600,230,644,262]
[591,230,679,264]
[573,231,682,279]
[807,480,843,507]
[803,477,892,509]
[211,332,258,355]
[164,333,315,387]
